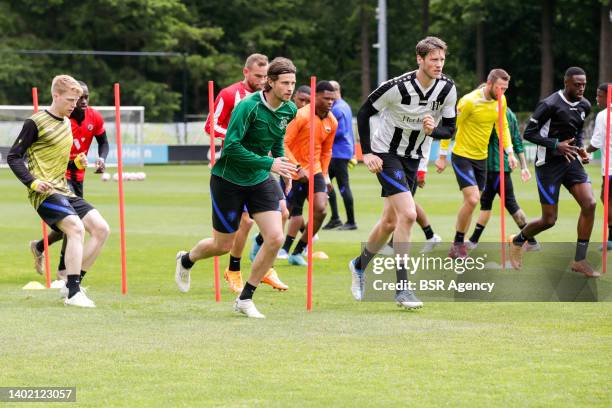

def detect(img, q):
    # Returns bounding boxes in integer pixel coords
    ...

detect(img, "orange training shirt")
[284,104,338,179]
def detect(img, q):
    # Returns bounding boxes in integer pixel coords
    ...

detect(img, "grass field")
[1,164,611,407]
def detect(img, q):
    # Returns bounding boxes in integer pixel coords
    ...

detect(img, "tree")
[540,0,554,98]
[475,21,485,83]
[422,0,430,35]
[0,0,605,120]
[599,0,612,83]
[360,0,371,100]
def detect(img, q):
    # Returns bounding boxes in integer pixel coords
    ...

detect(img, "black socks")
[422,225,434,240]
[469,224,485,243]
[282,236,295,253]
[575,239,589,262]
[228,256,241,271]
[181,252,194,269]
[293,240,308,256]
[239,282,257,300]
[454,231,465,244]
[354,247,375,271]
[67,274,80,298]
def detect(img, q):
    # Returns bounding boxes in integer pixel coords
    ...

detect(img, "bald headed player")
[29,80,108,281]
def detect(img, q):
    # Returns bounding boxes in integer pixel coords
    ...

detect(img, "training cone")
[312,251,329,260]
[22,281,46,290]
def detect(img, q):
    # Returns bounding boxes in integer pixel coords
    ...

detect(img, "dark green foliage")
[0,0,606,120]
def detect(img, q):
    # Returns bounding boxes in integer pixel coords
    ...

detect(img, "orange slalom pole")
[602,85,611,274]
[32,87,51,288]
[114,84,128,294]
[497,88,506,270]
[208,80,221,302]
[306,76,316,311]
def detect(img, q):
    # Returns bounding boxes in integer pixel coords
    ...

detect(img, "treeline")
[0,0,610,121]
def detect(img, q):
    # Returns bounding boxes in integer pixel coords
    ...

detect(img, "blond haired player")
[8,75,110,308]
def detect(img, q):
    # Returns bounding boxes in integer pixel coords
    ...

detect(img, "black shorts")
[271,175,285,201]
[374,153,419,197]
[601,176,612,201]
[329,158,349,181]
[37,194,95,232]
[210,175,281,233]
[243,176,285,214]
[480,171,520,214]
[535,158,590,205]
[283,172,326,216]
[451,153,487,191]
[67,179,84,198]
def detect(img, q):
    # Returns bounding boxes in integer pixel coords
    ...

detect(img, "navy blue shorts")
[210,175,281,233]
[601,176,612,201]
[373,153,419,197]
[451,153,487,191]
[243,176,284,215]
[37,194,94,232]
[535,158,589,205]
[282,172,326,216]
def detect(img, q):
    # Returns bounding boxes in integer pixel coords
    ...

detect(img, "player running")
[436,69,518,258]
[280,81,337,266]
[323,80,358,231]
[349,36,457,309]
[465,106,539,250]
[8,75,110,308]
[204,53,288,293]
[29,80,109,282]
[586,83,612,251]
[175,58,298,318]
[509,67,597,277]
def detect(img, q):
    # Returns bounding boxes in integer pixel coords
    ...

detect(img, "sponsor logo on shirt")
[279,117,289,130]
[401,116,424,124]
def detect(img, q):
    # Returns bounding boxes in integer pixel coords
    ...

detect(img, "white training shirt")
[368,70,457,160]
[590,106,612,176]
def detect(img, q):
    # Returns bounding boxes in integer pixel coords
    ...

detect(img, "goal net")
[0,105,145,167]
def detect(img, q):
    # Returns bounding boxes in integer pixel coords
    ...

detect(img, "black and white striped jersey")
[368,71,457,159]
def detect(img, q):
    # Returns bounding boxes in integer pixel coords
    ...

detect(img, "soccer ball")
[112,172,119,182]
[101,172,111,182]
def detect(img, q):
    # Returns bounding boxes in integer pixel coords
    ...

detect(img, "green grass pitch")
[1,164,611,407]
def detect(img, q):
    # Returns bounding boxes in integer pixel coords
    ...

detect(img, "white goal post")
[0,105,144,166]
